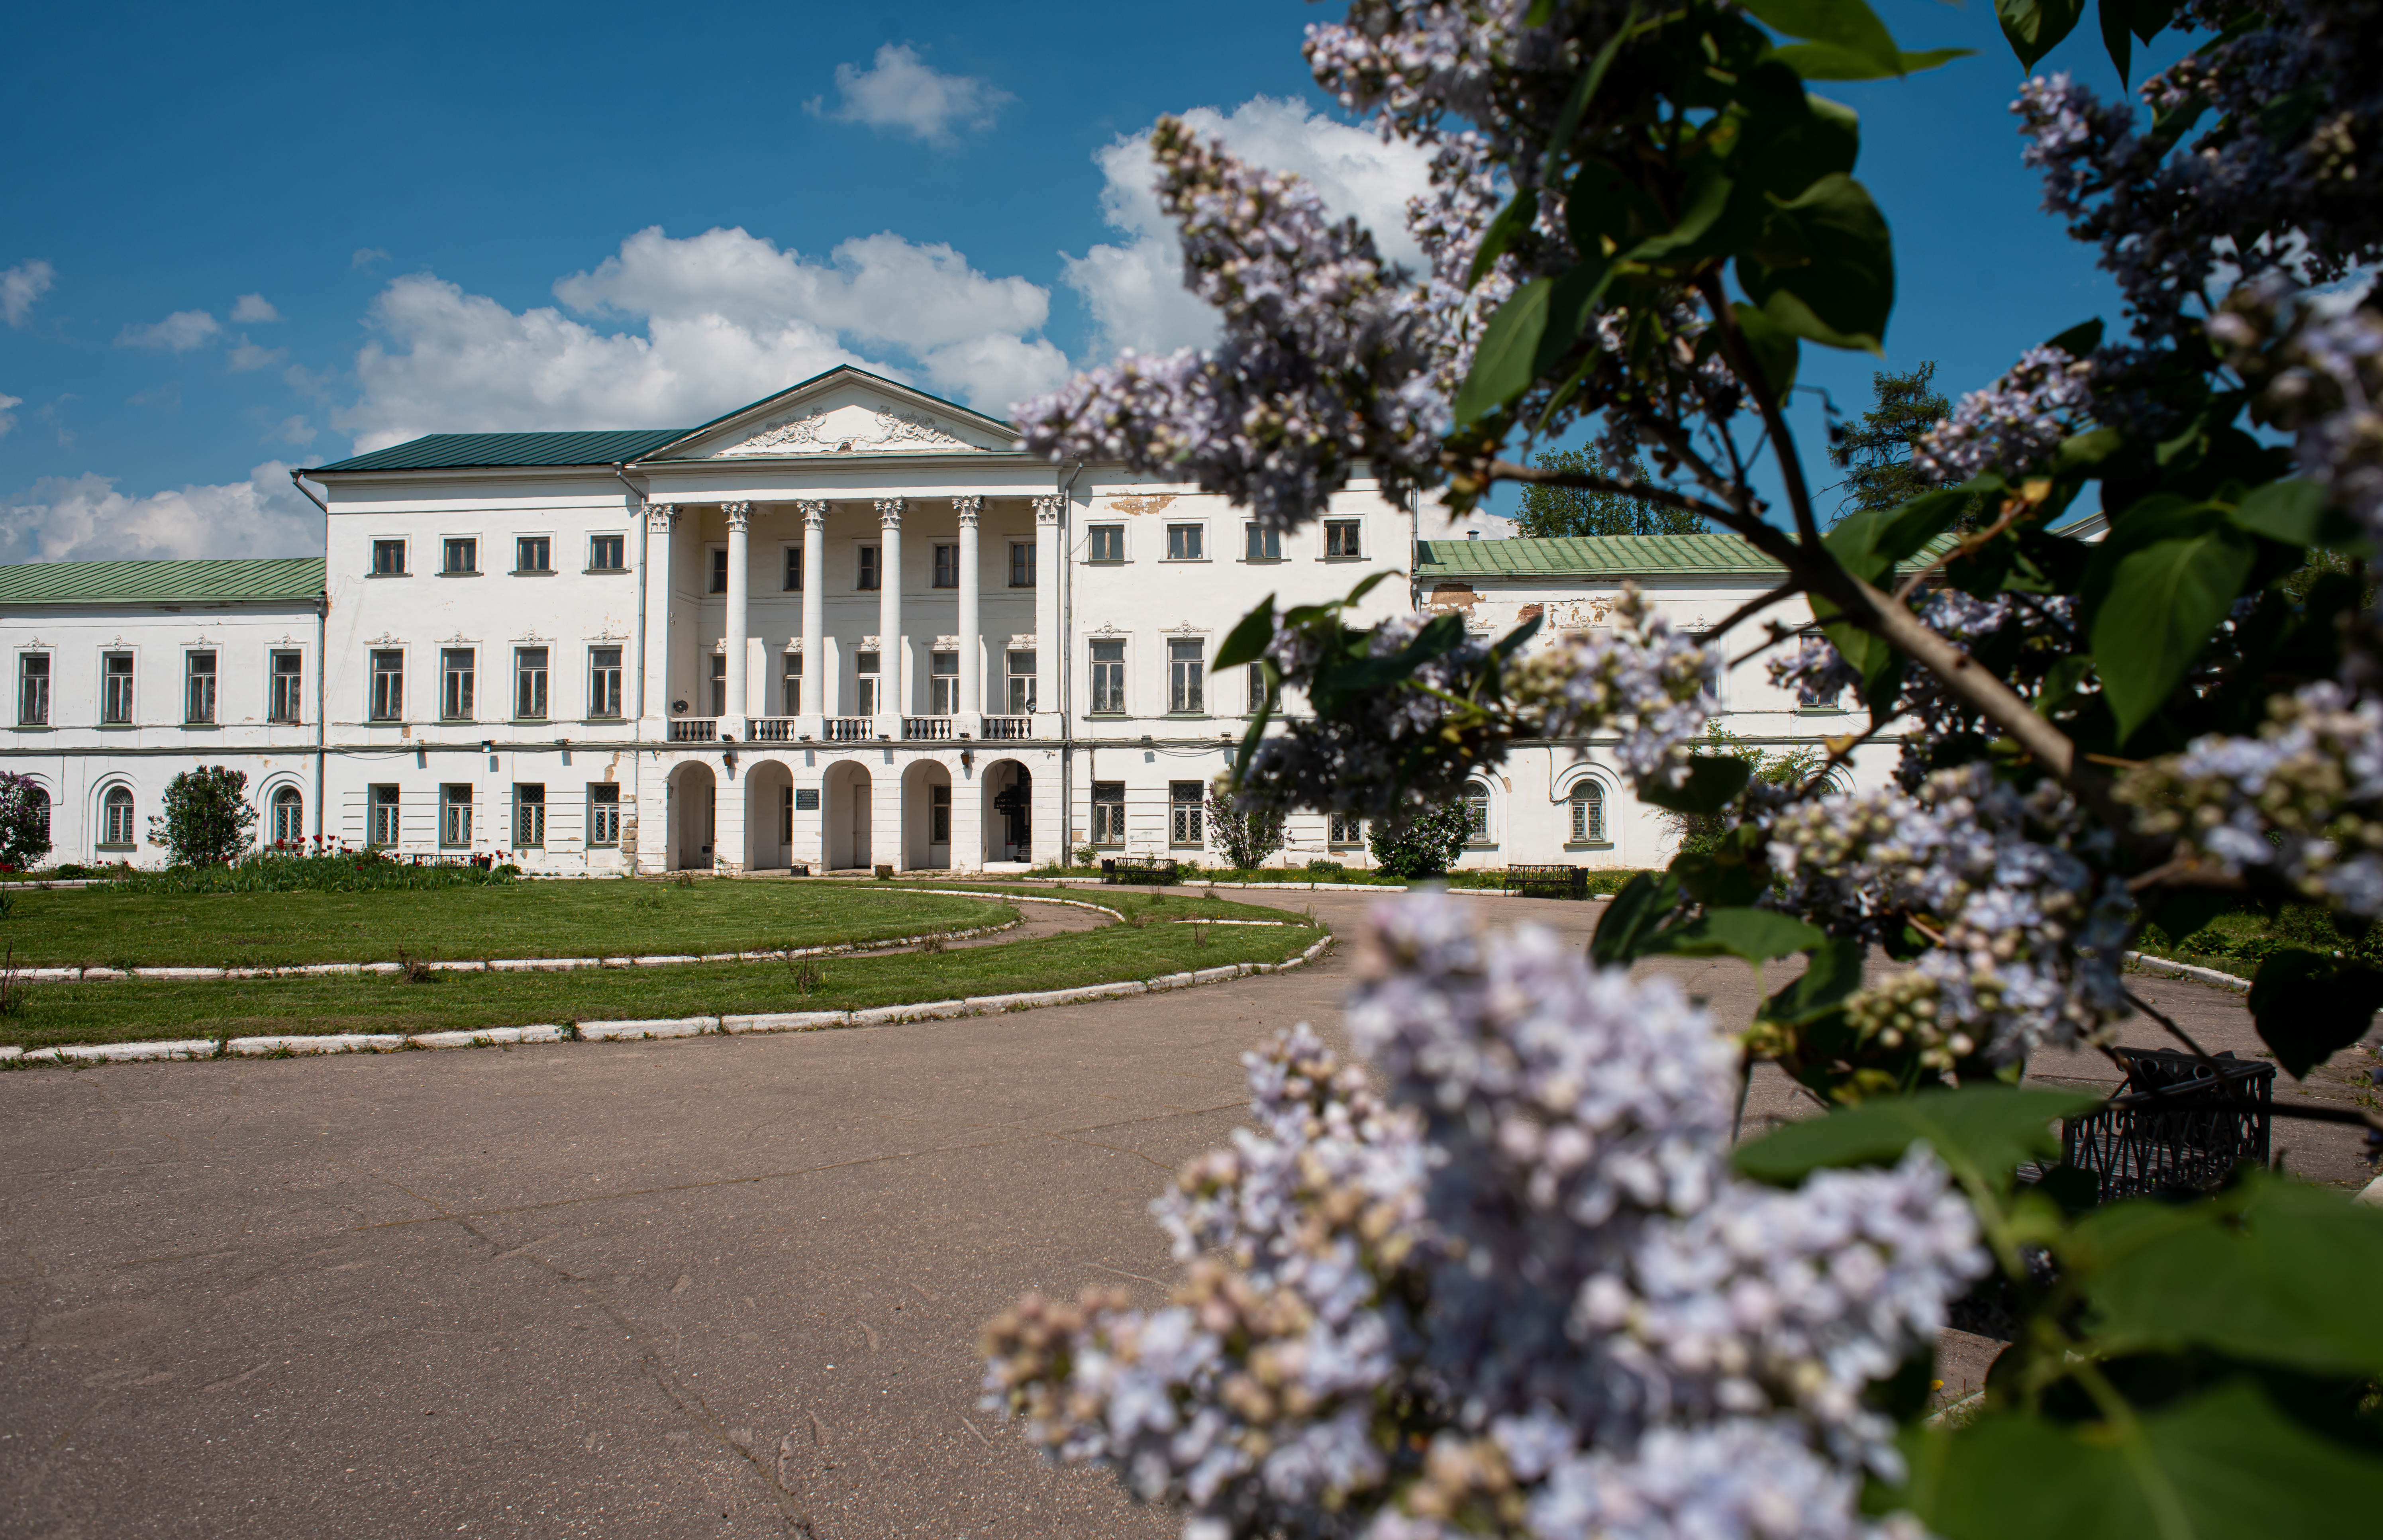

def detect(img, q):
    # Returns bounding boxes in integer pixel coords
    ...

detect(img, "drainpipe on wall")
[289,469,332,841]
[615,463,648,873]
[1056,459,1084,867]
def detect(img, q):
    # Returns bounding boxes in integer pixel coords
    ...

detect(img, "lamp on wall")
[960,747,974,769]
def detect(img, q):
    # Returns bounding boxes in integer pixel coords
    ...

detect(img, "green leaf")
[2228,477,2335,547]
[1453,278,1551,424]
[1994,0,2084,71]
[1628,158,1735,263]
[1768,42,1972,80]
[1738,173,1895,353]
[1566,156,1663,256]
[1729,302,1800,399]
[1739,0,1903,77]
[1900,1380,2383,1540]
[2099,0,2133,83]
[1761,936,1867,1025]
[2247,950,2383,1078]
[1533,259,1615,378]
[2141,886,2233,945]
[1640,906,1826,965]
[2089,523,2257,744]
[2044,316,2104,356]
[2049,426,2123,476]
[1465,188,1540,290]
[1634,755,1752,816]
[1541,2,1638,181]
[2065,1174,2383,1377]
[1590,870,1685,967]
[1732,1084,2102,1187]
[1213,596,1279,671]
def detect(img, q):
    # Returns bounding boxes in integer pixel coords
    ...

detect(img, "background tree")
[1514,442,1705,536]
[1203,780,1285,871]
[1366,801,1469,879]
[149,766,255,867]
[1828,361,1956,520]
[0,771,51,871]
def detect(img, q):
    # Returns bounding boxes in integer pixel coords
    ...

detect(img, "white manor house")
[1,366,1902,876]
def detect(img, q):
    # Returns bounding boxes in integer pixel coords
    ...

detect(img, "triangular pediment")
[643,367,1017,461]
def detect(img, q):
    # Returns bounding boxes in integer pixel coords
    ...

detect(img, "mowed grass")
[0,918,1320,1051]
[0,879,1010,970]
[872,881,1316,926]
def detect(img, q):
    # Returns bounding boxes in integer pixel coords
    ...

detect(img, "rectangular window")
[371,538,406,576]
[1166,524,1203,561]
[930,651,958,715]
[514,783,545,847]
[515,647,549,721]
[184,651,217,725]
[855,651,880,718]
[1009,541,1035,589]
[269,650,303,723]
[515,535,551,573]
[1244,523,1281,561]
[1006,650,1036,714]
[588,784,621,846]
[783,545,803,592]
[1247,661,1267,716]
[781,653,802,716]
[16,653,47,726]
[857,545,881,590]
[709,547,728,594]
[1168,637,1204,715]
[102,652,134,724]
[1324,519,1362,558]
[440,784,473,848]
[1328,811,1364,847]
[588,646,623,719]
[440,648,475,721]
[1570,785,1607,844]
[1795,634,1840,710]
[1088,525,1124,563]
[1089,639,1125,714]
[1169,781,1204,847]
[930,783,951,844]
[589,534,625,571]
[1090,781,1126,847]
[369,784,401,846]
[1463,783,1491,844]
[442,537,478,575]
[932,543,959,588]
[369,650,403,722]
[708,653,727,718]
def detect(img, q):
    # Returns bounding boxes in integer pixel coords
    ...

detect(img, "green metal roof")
[1415,532,1956,580]
[308,428,688,474]
[0,557,325,606]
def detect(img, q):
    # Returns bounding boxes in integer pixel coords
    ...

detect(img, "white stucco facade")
[4,367,1891,874]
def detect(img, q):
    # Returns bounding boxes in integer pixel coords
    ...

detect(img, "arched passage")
[982,759,1031,865]
[667,761,717,871]
[901,759,952,871]
[743,757,794,871]
[821,759,874,871]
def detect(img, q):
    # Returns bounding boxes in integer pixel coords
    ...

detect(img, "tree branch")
[1479,458,1742,526]
[1699,274,1824,550]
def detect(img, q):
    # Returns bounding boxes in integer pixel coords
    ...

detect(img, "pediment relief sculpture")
[716,402,981,457]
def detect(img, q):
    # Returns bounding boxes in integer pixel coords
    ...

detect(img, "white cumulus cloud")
[1063,96,1436,359]
[2,261,55,328]
[0,393,20,436]
[119,309,224,352]
[227,337,288,371]
[231,293,280,323]
[804,43,1012,145]
[0,460,322,565]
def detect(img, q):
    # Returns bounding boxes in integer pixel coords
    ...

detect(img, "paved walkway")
[1,886,2369,1538]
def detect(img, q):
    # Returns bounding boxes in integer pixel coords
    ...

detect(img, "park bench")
[2056,1047,2274,1203]
[1101,855,1180,886]
[1502,863,1589,900]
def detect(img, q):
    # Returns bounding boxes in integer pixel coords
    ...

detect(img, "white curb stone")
[2124,950,2253,992]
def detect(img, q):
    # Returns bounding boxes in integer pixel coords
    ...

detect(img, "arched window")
[1461,781,1492,844]
[1569,781,1606,844]
[271,786,304,846]
[101,786,137,848]
[29,785,48,844]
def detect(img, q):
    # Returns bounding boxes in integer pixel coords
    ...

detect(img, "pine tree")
[1829,361,1953,519]
[1514,443,1705,537]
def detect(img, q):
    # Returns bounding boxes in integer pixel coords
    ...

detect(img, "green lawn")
[0,919,1320,1051]
[0,880,1009,969]
[882,881,1320,925]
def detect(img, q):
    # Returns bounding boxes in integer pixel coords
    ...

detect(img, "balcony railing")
[903,716,953,740]
[981,716,1034,740]
[669,718,718,742]
[749,718,797,742]
[825,717,873,742]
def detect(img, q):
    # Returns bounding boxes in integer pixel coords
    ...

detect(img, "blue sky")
[0,0,2177,558]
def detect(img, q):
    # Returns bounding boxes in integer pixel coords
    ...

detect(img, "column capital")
[953,494,983,526]
[795,498,829,528]
[645,501,680,532]
[875,496,905,530]
[1032,496,1062,525]
[722,500,752,530]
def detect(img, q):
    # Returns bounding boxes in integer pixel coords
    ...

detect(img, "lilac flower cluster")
[2122,681,2383,918]
[2212,279,2383,540]
[1768,764,2134,1061]
[983,896,1989,1539]
[1015,120,1444,528]
[1910,346,2094,483]
[1508,586,1718,787]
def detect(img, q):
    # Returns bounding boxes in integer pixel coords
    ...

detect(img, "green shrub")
[151,766,257,867]
[106,846,518,895]
[0,771,53,871]
[1305,859,1345,876]
[1368,804,1469,881]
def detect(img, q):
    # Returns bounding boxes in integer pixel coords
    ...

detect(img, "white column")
[722,501,751,739]
[875,497,904,738]
[639,502,679,727]
[954,494,983,735]
[1032,496,1061,728]
[796,498,826,737]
